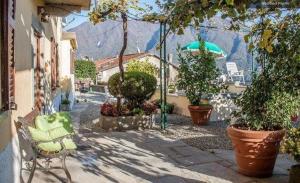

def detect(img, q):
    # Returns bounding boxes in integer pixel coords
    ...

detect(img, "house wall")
[60,40,76,109]
[151,90,237,122]
[0,0,65,182]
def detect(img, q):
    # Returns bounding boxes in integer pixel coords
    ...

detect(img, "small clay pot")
[289,164,300,183]
[227,126,285,177]
[188,105,213,125]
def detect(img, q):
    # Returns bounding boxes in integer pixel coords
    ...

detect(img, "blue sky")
[64,0,159,30]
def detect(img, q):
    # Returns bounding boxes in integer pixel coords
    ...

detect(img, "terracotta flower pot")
[227,126,285,177]
[188,105,213,125]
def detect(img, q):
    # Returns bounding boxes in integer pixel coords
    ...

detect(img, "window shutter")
[51,37,56,89]
[1,0,16,110]
[55,44,59,87]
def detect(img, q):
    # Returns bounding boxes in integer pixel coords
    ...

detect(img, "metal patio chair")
[16,108,76,183]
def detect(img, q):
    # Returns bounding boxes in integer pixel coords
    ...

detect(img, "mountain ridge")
[69,18,254,80]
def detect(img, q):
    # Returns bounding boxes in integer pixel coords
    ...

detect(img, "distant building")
[95,53,178,83]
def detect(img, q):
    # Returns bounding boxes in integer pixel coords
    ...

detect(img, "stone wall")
[151,90,239,122]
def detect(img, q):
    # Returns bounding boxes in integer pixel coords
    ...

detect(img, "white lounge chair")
[226,62,245,85]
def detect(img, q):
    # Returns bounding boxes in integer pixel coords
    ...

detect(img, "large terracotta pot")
[227,126,285,177]
[188,105,213,125]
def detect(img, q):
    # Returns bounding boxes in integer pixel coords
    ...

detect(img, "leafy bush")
[101,103,119,117]
[75,60,97,81]
[233,14,300,131]
[165,103,175,114]
[132,108,144,116]
[281,128,300,162]
[61,99,70,105]
[234,76,300,130]
[141,102,157,115]
[151,99,174,114]
[176,41,221,106]
[127,59,158,76]
[108,71,157,108]
[101,103,131,117]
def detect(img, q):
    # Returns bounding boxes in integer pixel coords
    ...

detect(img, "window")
[51,37,59,89]
[1,0,16,111]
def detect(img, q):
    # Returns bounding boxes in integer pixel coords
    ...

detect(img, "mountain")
[69,18,255,81]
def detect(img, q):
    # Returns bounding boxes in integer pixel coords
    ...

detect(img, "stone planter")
[96,114,154,131]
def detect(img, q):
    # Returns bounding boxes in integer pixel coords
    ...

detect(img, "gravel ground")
[155,114,233,150]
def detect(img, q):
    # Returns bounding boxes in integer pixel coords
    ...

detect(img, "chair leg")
[62,154,72,183]
[27,158,37,183]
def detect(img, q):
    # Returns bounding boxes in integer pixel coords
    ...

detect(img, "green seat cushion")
[28,127,52,142]
[35,112,73,131]
[37,138,77,152]
[49,126,73,139]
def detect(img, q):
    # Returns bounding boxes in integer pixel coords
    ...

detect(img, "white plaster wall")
[99,55,163,82]
[59,40,75,109]
[60,40,72,77]
[0,135,21,183]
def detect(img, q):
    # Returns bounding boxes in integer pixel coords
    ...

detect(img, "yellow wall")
[0,112,11,152]
[0,0,63,150]
[13,0,62,120]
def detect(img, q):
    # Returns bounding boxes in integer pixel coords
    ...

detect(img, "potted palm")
[177,41,221,125]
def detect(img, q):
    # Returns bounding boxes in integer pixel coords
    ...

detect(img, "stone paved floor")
[21,92,296,183]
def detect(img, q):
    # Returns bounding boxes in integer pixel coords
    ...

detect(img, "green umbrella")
[182,41,227,58]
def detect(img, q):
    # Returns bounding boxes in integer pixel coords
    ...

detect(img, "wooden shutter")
[51,37,57,89]
[1,0,16,110]
[34,33,43,111]
[55,44,59,87]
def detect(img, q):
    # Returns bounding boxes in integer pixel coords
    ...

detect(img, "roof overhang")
[43,0,91,16]
[62,32,78,49]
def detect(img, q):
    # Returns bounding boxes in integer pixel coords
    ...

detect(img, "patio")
[21,92,295,183]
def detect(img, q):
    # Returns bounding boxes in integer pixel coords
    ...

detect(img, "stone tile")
[151,175,187,183]
[172,151,221,166]
[208,149,236,163]
[181,162,253,183]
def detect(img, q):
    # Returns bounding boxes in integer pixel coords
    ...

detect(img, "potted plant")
[177,41,221,125]
[227,12,300,177]
[61,98,71,111]
[282,127,300,183]
[228,81,300,177]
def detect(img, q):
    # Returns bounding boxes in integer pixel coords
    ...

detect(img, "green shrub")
[108,71,157,108]
[151,99,175,114]
[127,59,158,76]
[61,99,70,105]
[281,128,300,162]
[165,103,175,114]
[75,60,97,81]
